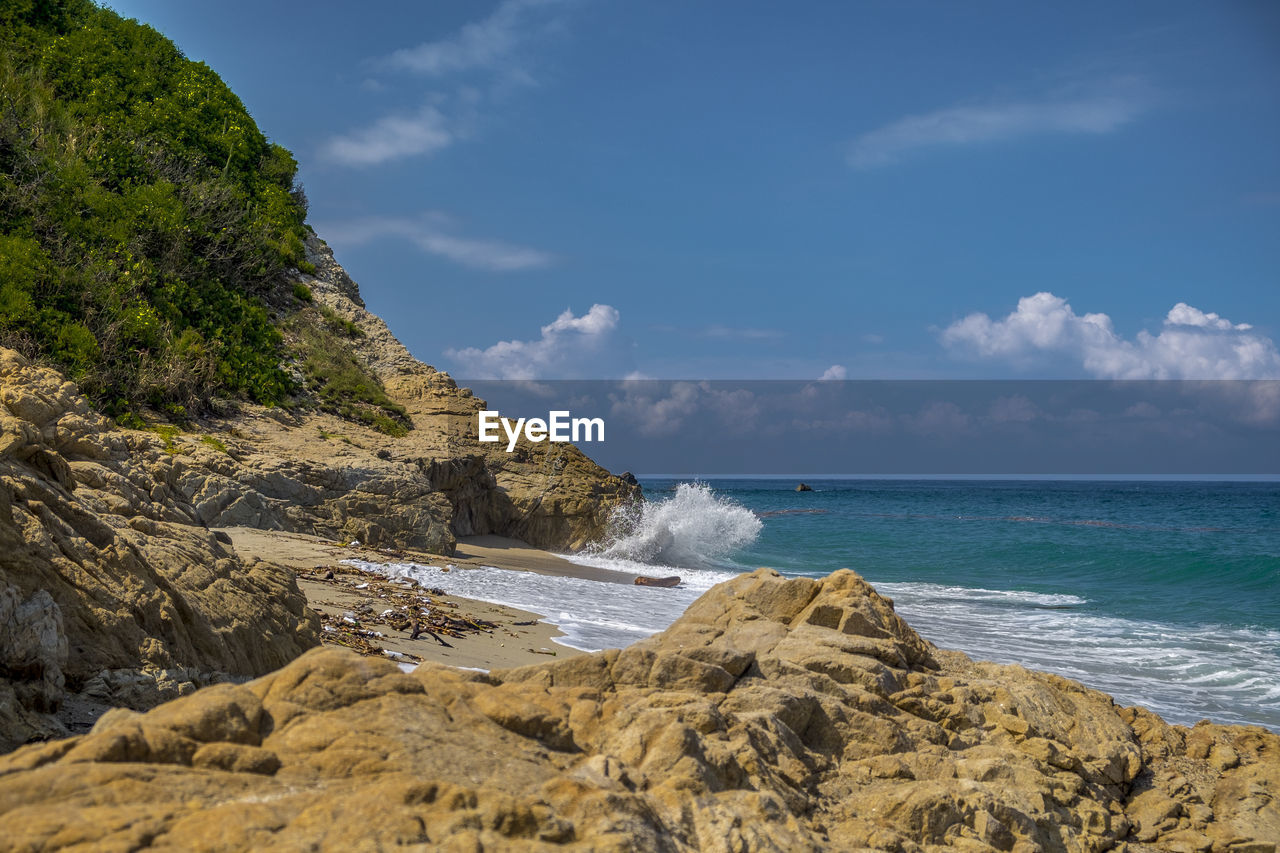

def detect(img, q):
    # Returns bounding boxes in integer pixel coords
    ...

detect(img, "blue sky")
[106,0,1280,380]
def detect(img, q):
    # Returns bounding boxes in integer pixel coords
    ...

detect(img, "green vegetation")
[319,304,362,338]
[199,434,228,454]
[0,2,409,437]
[148,423,181,454]
[292,317,409,436]
[0,1,305,415]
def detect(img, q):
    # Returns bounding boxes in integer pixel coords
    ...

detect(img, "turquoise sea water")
[354,477,1279,731]
[626,478,1280,731]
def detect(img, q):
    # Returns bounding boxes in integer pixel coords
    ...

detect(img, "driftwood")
[634,575,681,588]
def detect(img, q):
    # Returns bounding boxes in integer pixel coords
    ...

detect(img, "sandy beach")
[216,526,633,670]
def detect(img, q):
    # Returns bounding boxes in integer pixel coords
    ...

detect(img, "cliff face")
[0,350,319,752]
[290,235,641,551]
[2,568,1274,852]
[155,236,637,555]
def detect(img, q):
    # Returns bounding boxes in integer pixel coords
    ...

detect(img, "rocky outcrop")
[3,568,1274,851]
[282,235,639,551]
[124,237,635,555]
[0,350,320,751]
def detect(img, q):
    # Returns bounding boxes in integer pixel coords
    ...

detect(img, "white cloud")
[849,77,1148,169]
[446,304,630,379]
[820,364,848,381]
[326,0,571,168]
[381,0,563,77]
[941,292,1280,379]
[321,105,456,167]
[317,214,552,272]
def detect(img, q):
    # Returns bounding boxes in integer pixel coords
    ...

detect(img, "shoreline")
[218,527,623,670]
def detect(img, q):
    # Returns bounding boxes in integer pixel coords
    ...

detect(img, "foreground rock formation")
[3,569,1274,852]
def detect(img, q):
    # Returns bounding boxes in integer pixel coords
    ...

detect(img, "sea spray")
[586,481,762,568]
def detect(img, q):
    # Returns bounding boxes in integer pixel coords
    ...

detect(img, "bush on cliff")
[0,1,317,418]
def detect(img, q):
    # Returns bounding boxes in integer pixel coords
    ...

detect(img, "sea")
[351,477,1280,732]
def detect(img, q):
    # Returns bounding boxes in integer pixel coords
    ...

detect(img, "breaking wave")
[586,482,762,568]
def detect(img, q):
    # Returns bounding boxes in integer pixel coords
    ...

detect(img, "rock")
[0,351,320,751]
[3,568,1275,851]
[146,236,640,554]
[796,482,813,491]
[619,471,639,486]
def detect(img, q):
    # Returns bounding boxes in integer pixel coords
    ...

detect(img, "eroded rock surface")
[3,569,1274,852]
[0,350,319,751]
[122,236,637,555]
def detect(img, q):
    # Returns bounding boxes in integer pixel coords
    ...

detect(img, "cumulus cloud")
[446,304,631,379]
[941,292,1280,379]
[849,77,1148,168]
[820,365,848,381]
[317,214,552,272]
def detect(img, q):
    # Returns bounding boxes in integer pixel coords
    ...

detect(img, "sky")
[105,0,1280,382]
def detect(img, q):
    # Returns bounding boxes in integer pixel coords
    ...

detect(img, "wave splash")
[588,482,762,568]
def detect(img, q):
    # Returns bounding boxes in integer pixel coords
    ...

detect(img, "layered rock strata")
[2,568,1274,852]
[0,350,319,751]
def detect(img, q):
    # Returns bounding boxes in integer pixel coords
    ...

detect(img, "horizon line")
[630,473,1280,481]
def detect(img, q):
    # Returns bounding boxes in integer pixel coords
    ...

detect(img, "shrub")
[0,3,308,415]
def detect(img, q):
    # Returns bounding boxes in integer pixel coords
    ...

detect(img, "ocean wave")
[877,581,1088,609]
[882,585,1280,730]
[584,481,762,568]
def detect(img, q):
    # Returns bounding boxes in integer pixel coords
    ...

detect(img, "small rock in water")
[796,482,813,491]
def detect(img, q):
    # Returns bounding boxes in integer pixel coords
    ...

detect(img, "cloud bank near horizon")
[941,292,1280,379]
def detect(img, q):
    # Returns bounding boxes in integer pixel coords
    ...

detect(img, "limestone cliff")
[2,569,1274,851]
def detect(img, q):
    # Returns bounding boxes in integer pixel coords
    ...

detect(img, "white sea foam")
[343,558,731,652]
[585,481,762,568]
[347,556,1279,730]
[877,580,1280,730]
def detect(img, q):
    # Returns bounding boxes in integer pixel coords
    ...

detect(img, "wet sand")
[217,527,601,670]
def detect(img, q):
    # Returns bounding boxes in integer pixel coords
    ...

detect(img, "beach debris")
[528,648,557,656]
[300,563,502,658]
[513,620,538,626]
[635,575,681,588]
